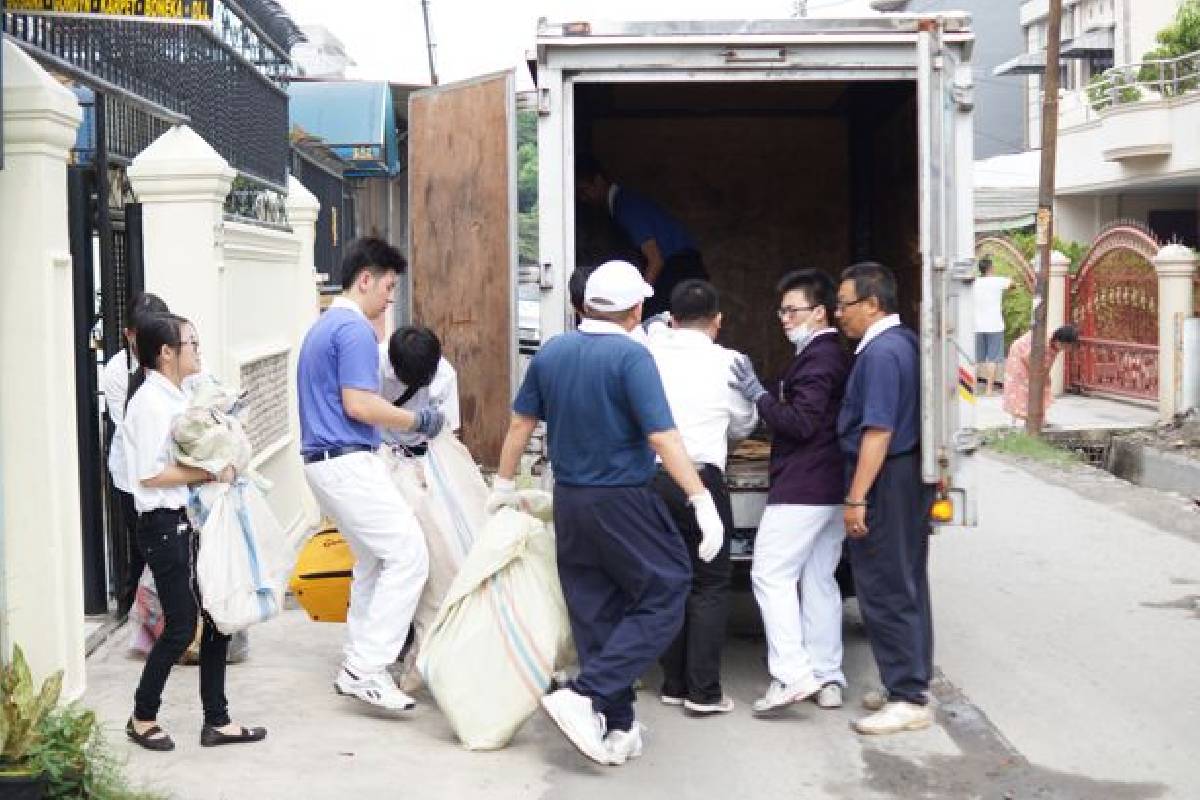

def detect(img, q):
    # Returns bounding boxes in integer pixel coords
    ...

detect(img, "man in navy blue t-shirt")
[835,262,935,737]
[297,237,443,714]
[488,260,724,766]
[576,156,707,317]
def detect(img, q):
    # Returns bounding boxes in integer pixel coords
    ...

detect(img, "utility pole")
[1026,0,1063,435]
[421,0,439,86]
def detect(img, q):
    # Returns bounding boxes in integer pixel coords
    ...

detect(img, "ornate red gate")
[1067,223,1159,401]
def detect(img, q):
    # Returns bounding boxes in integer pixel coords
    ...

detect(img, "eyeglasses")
[776,305,815,319]
[835,298,869,312]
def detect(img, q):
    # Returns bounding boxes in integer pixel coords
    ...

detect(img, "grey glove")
[412,407,445,438]
[729,355,766,403]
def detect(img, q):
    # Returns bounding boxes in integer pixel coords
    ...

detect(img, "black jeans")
[644,249,708,317]
[651,464,733,705]
[113,487,144,616]
[133,509,231,727]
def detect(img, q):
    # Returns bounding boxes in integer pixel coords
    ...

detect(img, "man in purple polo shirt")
[298,237,444,714]
[729,269,850,715]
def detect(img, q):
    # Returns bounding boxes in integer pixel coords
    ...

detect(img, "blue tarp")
[288,81,400,177]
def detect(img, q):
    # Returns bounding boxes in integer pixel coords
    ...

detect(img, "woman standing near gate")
[122,312,265,751]
[1002,325,1080,424]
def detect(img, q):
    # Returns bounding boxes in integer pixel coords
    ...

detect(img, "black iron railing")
[3,11,290,187]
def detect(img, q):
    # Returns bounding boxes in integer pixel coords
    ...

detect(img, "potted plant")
[1,644,64,799]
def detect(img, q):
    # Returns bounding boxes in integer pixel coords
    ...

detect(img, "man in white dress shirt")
[378,326,460,453]
[646,279,757,714]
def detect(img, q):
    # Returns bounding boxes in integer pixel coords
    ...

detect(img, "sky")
[277,0,883,88]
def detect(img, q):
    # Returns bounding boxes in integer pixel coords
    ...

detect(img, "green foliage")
[1086,72,1142,110]
[985,430,1080,465]
[30,707,167,800]
[1,644,63,773]
[983,233,1086,349]
[1138,0,1200,96]
[516,109,538,264]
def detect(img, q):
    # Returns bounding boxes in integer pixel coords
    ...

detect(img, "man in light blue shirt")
[297,237,443,714]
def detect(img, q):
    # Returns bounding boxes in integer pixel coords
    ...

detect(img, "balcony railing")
[1074,48,1200,119]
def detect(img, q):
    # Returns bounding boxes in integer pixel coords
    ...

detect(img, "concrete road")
[84,454,1199,799]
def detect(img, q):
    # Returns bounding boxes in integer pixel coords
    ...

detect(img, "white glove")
[486,476,520,515]
[689,490,724,563]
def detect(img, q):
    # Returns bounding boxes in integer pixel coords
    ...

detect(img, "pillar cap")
[1048,250,1071,277]
[1154,243,1198,278]
[128,125,235,203]
[2,40,82,155]
[285,175,321,226]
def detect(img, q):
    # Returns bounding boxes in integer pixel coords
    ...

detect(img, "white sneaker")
[540,688,611,765]
[853,701,933,735]
[752,675,822,715]
[603,722,644,766]
[684,695,735,715]
[334,666,416,711]
[660,693,684,707]
[815,683,843,709]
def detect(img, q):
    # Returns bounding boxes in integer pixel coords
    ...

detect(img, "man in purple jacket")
[729,269,850,715]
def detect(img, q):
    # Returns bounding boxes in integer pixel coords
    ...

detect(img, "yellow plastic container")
[289,526,354,623]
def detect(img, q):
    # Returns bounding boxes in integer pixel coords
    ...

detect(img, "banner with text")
[5,0,213,23]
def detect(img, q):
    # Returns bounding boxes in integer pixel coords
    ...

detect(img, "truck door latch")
[951,258,977,281]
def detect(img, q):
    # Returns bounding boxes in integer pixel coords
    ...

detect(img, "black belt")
[303,444,374,464]
[138,507,186,521]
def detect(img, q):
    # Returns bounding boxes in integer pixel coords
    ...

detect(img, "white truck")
[406,14,980,554]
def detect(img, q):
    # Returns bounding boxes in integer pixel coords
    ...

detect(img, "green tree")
[516,110,538,264]
[1138,0,1200,95]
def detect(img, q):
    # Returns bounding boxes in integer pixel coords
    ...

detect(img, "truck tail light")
[930,497,954,523]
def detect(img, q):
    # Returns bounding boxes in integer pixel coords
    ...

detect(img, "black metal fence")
[291,146,353,283]
[3,12,290,187]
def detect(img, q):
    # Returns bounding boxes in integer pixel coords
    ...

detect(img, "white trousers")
[751,503,846,687]
[304,451,429,675]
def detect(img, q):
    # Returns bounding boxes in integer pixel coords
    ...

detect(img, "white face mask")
[786,324,816,350]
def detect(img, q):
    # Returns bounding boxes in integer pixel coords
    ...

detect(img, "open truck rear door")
[918,20,979,525]
[408,71,518,469]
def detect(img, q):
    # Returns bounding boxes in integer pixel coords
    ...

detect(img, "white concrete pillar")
[1154,244,1199,421]
[127,125,235,380]
[0,41,86,697]
[1046,250,1071,395]
[284,177,321,530]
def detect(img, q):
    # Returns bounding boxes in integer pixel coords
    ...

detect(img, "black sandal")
[200,723,268,747]
[126,717,176,752]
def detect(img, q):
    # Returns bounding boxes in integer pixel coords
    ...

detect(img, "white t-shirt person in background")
[973,257,1014,396]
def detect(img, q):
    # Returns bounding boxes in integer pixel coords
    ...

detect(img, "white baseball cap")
[584,260,654,312]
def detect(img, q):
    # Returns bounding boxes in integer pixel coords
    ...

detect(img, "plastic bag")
[383,431,489,688]
[417,491,574,750]
[127,567,164,657]
[194,481,290,635]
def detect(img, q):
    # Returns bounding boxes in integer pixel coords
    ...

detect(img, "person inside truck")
[487,259,722,766]
[379,325,461,454]
[835,261,935,736]
[575,155,707,317]
[728,269,850,715]
[645,279,758,716]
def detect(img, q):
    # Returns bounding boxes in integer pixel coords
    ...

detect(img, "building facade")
[996,0,1198,245]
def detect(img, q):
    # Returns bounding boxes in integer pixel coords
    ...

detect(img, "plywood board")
[409,72,514,468]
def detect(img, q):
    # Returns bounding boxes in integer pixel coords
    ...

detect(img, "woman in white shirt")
[122,312,265,752]
[103,292,169,613]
